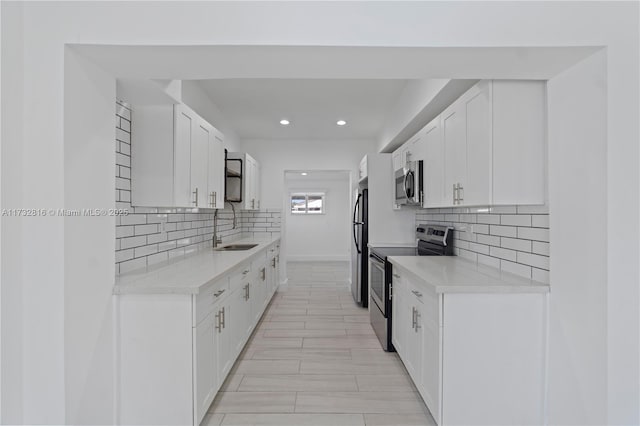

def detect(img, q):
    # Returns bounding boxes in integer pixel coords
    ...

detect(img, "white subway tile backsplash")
[116,226,134,239]
[500,260,532,279]
[489,246,517,262]
[501,237,532,252]
[147,251,169,266]
[458,249,478,263]
[500,214,532,226]
[417,202,549,280]
[477,214,500,225]
[531,215,550,228]
[147,232,168,244]
[517,252,550,270]
[517,227,549,242]
[532,268,550,284]
[119,257,147,274]
[489,225,517,238]
[134,224,158,236]
[116,128,131,143]
[478,254,500,269]
[120,235,147,249]
[134,244,158,258]
[532,241,550,256]
[468,242,490,255]
[476,233,500,246]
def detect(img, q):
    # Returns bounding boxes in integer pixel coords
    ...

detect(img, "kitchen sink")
[215,243,259,251]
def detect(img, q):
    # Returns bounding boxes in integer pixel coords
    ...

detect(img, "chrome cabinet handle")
[261,267,266,281]
[414,310,421,332]
[453,184,457,204]
[272,258,276,268]
[214,289,225,298]
[213,191,217,208]
[411,307,416,329]
[411,290,423,298]
[221,307,226,329]
[193,187,199,205]
[242,269,250,275]
[215,311,222,333]
[458,184,464,203]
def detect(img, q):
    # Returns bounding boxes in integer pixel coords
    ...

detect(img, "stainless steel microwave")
[394,160,423,206]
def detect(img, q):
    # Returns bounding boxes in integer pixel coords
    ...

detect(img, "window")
[290,193,325,214]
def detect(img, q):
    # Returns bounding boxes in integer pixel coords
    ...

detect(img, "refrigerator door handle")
[352,193,362,254]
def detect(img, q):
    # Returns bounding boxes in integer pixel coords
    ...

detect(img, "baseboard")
[286,255,350,262]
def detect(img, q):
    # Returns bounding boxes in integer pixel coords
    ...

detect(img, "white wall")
[377,79,447,150]
[0,3,24,424]
[1,2,637,424]
[63,47,116,424]
[241,139,377,210]
[285,176,351,262]
[547,52,608,424]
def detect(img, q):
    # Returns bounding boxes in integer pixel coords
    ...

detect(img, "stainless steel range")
[369,224,453,351]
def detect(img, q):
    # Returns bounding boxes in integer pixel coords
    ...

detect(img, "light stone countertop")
[114,236,280,295]
[388,255,550,294]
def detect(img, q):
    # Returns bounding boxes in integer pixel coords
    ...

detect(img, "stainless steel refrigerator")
[351,187,368,307]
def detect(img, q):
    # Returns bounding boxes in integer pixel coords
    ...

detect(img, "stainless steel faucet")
[213,201,237,248]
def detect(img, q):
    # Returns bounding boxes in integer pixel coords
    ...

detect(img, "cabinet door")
[194,312,217,425]
[421,316,441,424]
[391,270,406,356]
[192,120,211,208]
[392,150,402,172]
[462,81,492,206]
[407,131,425,162]
[245,156,255,210]
[231,284,251,356]
[442,101,466,206]
[253,160,261,210]
[174,105,193,207]
[216,300,234,382]
[208,130,225,209]
[405,295,423,382]
[423,117,445,208]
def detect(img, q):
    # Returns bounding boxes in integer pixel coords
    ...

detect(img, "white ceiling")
[285,170,351,182]
[196,79,407,140]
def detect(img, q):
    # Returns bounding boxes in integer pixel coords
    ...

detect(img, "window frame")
[290,192,326,215]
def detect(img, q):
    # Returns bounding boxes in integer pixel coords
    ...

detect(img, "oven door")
[368,253,387,315]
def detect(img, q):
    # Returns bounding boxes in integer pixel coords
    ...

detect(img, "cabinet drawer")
[195,277,229,325]
[251,253,267,279]
[408,282,439,327]
[230,265,252,290]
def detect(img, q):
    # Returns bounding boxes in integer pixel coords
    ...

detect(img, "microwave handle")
[405,170,414,199]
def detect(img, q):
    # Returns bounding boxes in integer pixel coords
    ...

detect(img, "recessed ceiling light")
[280,119,290,125]
[301,172,308,176]
[336,120,347,126]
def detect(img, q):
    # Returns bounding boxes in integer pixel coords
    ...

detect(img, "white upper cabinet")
[131,103,225,208]
[410,79,546,208]
[443,81,492,207]
[226,152,261,210]
[191,115,211,208]
[208,129,225,209]
[423,116,446,208]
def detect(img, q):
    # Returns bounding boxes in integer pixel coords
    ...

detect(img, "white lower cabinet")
[392,265,547,425]
[116,241,280,426]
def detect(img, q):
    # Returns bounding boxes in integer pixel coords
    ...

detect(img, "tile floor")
[205,261,436,426]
